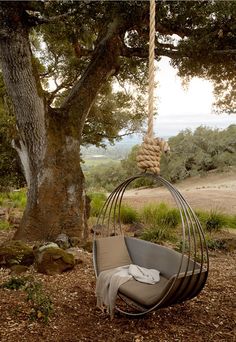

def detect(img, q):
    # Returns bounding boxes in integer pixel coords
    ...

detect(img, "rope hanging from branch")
[137,0,169,175]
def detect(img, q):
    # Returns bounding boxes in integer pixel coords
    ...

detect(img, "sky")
[151,57,235,138]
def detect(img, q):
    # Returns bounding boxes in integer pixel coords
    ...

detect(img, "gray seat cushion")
[96,236,132,274]
[119,275,170,307]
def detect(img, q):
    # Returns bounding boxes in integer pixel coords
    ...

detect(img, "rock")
[10,265,29,274]
[66,247,83,264]
[69,236,80,247]
[81,241,93,253]
[35,246,75,275]
[38,242,59,252]
[0,240,34,267]
[55,233,70,249]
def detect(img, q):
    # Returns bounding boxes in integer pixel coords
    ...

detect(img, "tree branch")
[60,15,126,136]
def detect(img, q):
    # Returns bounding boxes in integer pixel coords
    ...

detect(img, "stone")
[35,246,75,275]
[0,240,34,268]
[69,236,80,247]
[55,233,70,249]
[66,247,83,264]
[10,265,29,274]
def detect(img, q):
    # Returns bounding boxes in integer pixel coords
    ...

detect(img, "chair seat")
[119,275,170,307]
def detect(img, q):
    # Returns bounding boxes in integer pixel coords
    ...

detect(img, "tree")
[0,1,235,241]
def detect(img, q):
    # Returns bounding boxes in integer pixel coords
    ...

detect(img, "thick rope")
[147,0,155,139]
[137,0,169,174]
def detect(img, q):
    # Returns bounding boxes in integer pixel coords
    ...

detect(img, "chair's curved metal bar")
[115,175,200,315]
[158,176,208,296]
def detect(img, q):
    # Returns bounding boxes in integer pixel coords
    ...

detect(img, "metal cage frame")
[93,173,209,316]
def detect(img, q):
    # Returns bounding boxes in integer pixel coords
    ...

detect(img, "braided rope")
[137,0,169,174]
[147,0,155,139]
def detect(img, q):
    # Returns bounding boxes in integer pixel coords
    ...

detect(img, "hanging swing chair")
[93,0,209,317]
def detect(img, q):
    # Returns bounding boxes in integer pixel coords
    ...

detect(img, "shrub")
[141,224,170,243]
[141,203,180,229]
[206,238,226,250]
[8,190,27,208]
[119,205,138,224]
[0,220,11,230]
[89,192,107,217]
[1,276,27,290]
[0,189,26,209]
[25,280,53,323]
[1,276,53,323]
[225,215,236,229]
[196,210,226,232]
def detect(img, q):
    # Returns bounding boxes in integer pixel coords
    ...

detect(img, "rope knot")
[136,136,170,174]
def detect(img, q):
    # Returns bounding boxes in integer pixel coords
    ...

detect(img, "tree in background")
[0,1,235,241]
[85,125,236,191]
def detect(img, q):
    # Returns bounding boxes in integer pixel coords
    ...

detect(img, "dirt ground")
[0,171,236,342]
[124,170,236,215]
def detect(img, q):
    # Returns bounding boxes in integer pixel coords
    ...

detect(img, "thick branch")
[61,16,125,136]
[121,45,236,60]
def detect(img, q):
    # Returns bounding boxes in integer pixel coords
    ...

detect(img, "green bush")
[0,220,11,230]
[206,238,226,250]
[1,276,27,290]
[119,205,138,224]
[141,203,180,229]
[197,209,226,232]
[225,215,236,229]
[141,225,170,243]
[89,192,107,217]
[0,189,26,209]
[1,276,53,323]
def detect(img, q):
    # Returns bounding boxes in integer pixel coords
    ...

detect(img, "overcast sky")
[152,57,235,138]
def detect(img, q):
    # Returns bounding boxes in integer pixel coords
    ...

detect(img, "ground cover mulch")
[0,228,235,342]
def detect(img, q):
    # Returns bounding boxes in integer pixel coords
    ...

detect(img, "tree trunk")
[0,4,124,241]
[15,109,87,241]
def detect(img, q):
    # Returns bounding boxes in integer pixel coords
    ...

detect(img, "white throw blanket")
[95,264,160,318]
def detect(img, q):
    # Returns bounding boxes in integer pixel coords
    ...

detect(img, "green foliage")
[119,205,138,224]
[141,203,180,229]
[25,280,53,323]
[88,192,107,217]
[86,162,127,192]
[161,125,236,183]
[206,238,226,251]
[205,211,226,232]
[226,215,236,229]
[85,125,236,191]
[196,209,226,232]
[0,189,26,209]
[1,276,27,290]
[141,225,171,244]
[1,276,53,323]
[0,220,11,230]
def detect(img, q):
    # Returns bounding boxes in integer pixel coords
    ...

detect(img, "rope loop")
[137,136,170,174]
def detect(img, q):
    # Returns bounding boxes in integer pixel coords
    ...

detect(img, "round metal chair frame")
[93,173,209,316]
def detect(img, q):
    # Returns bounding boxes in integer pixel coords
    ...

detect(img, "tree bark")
[0,3,124,241]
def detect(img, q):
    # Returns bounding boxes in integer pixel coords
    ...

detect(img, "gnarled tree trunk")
[0,3,123,241]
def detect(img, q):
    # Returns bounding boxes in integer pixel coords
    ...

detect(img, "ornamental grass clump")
[119,205,139,224]
[141,202,180,229]
[89,192,107,217]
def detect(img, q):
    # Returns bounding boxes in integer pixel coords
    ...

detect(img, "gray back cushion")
[95,236,132,274]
